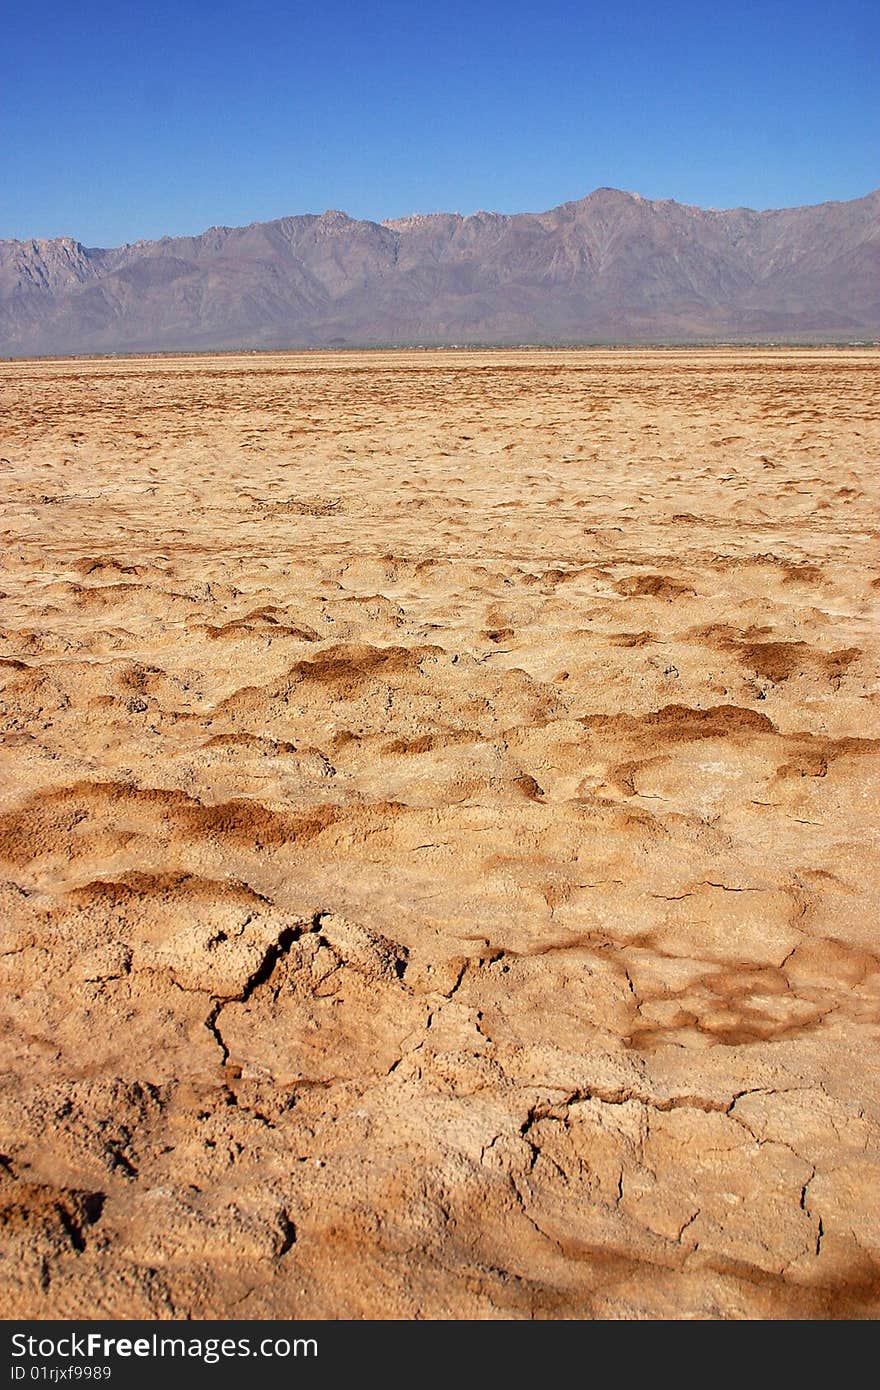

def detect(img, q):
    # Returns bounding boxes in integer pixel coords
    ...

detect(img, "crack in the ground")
[520,1083,767,1126]
[702,881,765,892]
[508,1172,565,1254]
[676,1208,701,1243]
[797,1166,825,1259]
[204,911,325,1065]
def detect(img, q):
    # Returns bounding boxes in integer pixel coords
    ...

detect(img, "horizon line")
[4,184,878,253]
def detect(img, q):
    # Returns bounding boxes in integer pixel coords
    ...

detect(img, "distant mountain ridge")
[1,186,878,354]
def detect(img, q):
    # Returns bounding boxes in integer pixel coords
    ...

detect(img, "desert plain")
[0,347,878,1320]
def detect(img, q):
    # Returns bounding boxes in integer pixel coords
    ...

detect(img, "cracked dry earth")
[1,348,879,1321]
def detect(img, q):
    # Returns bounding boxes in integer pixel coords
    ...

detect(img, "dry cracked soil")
[0,348,878,1319]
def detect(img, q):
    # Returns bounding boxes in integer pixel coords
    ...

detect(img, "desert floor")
[1,348,878,1320]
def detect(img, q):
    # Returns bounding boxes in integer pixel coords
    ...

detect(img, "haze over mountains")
[1,186,878,355]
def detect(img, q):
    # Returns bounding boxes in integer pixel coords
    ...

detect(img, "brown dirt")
[1,348,879,1319]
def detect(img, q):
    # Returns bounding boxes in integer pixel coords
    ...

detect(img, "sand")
[1,348,878,1319]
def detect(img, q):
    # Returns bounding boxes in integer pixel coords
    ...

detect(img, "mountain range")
[1,186,878,355]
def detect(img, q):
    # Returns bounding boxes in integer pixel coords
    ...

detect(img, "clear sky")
[2,0,878,247]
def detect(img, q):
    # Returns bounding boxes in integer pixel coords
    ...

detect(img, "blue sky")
[2,0,877,246]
